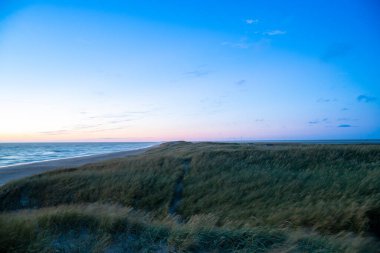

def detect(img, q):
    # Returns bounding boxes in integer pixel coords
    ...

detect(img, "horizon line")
[0,139,379,144]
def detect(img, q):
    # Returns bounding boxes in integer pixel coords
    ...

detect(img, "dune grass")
[0,141,379,252]
[0,204,375,253]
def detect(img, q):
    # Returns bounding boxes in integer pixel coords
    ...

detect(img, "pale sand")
[0,147,151,186]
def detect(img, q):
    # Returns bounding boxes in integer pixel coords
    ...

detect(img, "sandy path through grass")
[168,159,191,219]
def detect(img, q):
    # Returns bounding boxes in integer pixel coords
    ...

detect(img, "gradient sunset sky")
[0,0,379,142]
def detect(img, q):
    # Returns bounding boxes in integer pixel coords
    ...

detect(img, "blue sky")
[0,0,379,141]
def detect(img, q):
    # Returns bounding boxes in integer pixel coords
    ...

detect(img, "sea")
[0,142,158,168]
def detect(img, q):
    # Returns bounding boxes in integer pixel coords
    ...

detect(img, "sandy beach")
[0,148,150,186]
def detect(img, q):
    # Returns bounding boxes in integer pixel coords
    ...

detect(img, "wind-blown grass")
[0,204,376,252]
[0,141,379,252]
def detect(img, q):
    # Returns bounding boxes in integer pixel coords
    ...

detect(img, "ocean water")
[0,142,157,168]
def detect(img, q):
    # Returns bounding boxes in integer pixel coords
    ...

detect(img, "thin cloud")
[357,95,377,103]
[308,118,328,125]
[39,123,105,135]
[39,130,72,135]
[88,111,151,120]
[199,95,229,115]
[222,38,270,50]
[93,91,105,97]
[338,124,352,128]
[40,123,131,136]
[183,69,210,78]
[40,110,152,136]
[246,19,258,25]
[263,30,286,36]
[89,126,130,133]
[236,79,247,86]
[107,119,133,124]
[222,41,250,49]
[316,98,337,103]
[321,43,351,62]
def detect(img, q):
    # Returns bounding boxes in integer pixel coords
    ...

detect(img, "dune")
[0,148,150,186]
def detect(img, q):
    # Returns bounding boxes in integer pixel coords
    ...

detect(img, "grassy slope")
[0,142,379,252]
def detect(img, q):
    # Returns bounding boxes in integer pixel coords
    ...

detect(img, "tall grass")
[181,145,380,234]
[0,142,379,252]
[0,155,183,215]
[0,204,376,252]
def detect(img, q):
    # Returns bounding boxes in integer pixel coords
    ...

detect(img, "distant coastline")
[0,142,158,168]
[0,146,156,186]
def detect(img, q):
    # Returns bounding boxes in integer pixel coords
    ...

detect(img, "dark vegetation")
[0,141,379,252]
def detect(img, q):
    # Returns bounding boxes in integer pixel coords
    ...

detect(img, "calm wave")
[0,142,157,168]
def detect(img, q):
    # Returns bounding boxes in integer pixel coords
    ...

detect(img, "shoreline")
[0,146,156,186]
[0,144,158,169]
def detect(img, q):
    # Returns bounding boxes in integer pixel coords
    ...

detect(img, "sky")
[0,0,379,142]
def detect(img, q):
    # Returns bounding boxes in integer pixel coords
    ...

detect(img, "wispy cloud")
[89,126,130,133]
[107,119,133,124]
[39,110,154,136]
[87,111,151,120]
[357,95,377,103]
[40,123,110,135]
[40,123,130,136]
[39,130,72,135]
[246,19,258,25]
[337,117,357,122]
[235,79,247,86]
[222,38,270,50]
[338,124,352,128]
[316,98,338,103]
[308,118,329,125]
[222,41,251,49]
[183,69,210,78]
[198,95,229,115]
[263,30,286,36]
[321,43,351,62]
